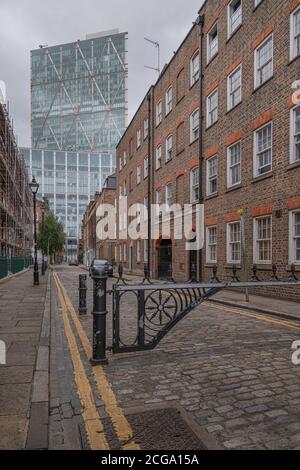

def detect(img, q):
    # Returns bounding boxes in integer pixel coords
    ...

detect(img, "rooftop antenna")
[144,37,160,74]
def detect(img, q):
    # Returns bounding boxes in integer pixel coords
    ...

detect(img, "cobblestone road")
[54,266,300,450]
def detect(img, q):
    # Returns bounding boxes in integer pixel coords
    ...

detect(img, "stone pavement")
[55,266,300,450]
[0,269,49,449]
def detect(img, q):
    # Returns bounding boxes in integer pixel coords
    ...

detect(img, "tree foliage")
[37,210,65,261]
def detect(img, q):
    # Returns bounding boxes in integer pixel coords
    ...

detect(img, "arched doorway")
[156,238,172,280]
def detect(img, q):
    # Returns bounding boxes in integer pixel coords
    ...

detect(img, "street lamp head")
[30,176,39,195]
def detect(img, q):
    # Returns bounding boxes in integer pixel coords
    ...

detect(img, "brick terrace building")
[116,0,300,300]
[82,175,117,265]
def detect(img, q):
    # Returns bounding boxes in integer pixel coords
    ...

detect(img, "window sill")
[226,184,242,193]
[286,264,300,272]
[205,263,217,268]
[287,160,300,171]
[189,138,199,146]
[176,149,185,157]
[226,100,242,115]
[189,79,199,91]
[205,192,219,201]
[226,23,243,43]
[206,53,218,68]
[176,95,185,106]
[252,75,274,94]
[206,120,218,131]
[251,172,273,184]
[253,264,273,271]
[165,158,173,165]
[288,54,300,66]
[165,109,173,118]
[225,264,242,269]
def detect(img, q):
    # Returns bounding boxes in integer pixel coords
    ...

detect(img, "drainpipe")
[197,14,205,282]
[147,90,152,277]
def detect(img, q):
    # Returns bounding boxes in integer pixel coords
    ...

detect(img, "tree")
[37,211,65,264]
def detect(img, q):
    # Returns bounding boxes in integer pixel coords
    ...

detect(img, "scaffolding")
[0,102,33,257]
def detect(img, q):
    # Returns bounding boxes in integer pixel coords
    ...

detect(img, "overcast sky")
[0,0,203,147]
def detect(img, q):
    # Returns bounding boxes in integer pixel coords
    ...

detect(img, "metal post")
[78,274,87,315]
[33,193,39,286]
[240,213,249,303]
[90,266,108,365]
[137,290,145,347]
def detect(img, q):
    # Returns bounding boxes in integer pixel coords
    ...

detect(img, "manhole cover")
[125,407,207,450]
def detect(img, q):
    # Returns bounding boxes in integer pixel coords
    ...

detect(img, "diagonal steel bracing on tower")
[31,32,128,152]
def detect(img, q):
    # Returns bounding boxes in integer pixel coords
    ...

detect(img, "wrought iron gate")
[111,264,300,354]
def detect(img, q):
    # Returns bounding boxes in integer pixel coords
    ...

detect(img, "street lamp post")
[30,176,40,286]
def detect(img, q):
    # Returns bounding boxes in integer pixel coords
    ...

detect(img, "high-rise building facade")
[31,29,128,153]
[21,147,115,260]
[27,29,127,259]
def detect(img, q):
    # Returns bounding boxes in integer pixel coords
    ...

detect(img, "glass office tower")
[28,30,127,260]
[21,148,115,261]
[31,29,128,152]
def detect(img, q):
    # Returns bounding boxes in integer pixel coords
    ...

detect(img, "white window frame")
[119,245,122,262]
[253,121,272,177]
[254,0,263,8]
[123,151,127,166]
[206,156,218,196]
[254,34,273,89]
[290,6,300,61]
[190,167,199,203]
[123,244,127,262]
[227,222,241,264]
[253,216,272,264]
[207,23,218,63]
[137,165,142,185]
[206,89,218,128]
[227,64,242,111]
[290,104,300,163]
[156,145,162,170]
[190,108,200,143]
[165,87,173,115]
[166,135,173,162]
[156,189,161,215]
[190,50,200,86]
[227,141,241,188]
[289,210,300,265]
[156,100,162,126]
[228,0,242,38]
[119,156,122,171]
[144,118,149,139]
[144,156,149,178]
[136,129,141,149]
[206,226,217,263]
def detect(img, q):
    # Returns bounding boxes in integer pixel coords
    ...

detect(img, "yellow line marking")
[53,272,110,450]
[207,302,300,332]
[54,271,140,450]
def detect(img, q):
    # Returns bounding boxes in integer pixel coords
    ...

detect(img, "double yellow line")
[53,271,140,450]
[210,302,300,332]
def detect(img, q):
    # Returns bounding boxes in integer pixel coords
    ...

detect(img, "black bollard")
[78,274,87,315]
[90,266,108,365]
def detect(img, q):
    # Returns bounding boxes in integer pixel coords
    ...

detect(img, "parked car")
[69,260,79,266]
[89,259,113,277]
